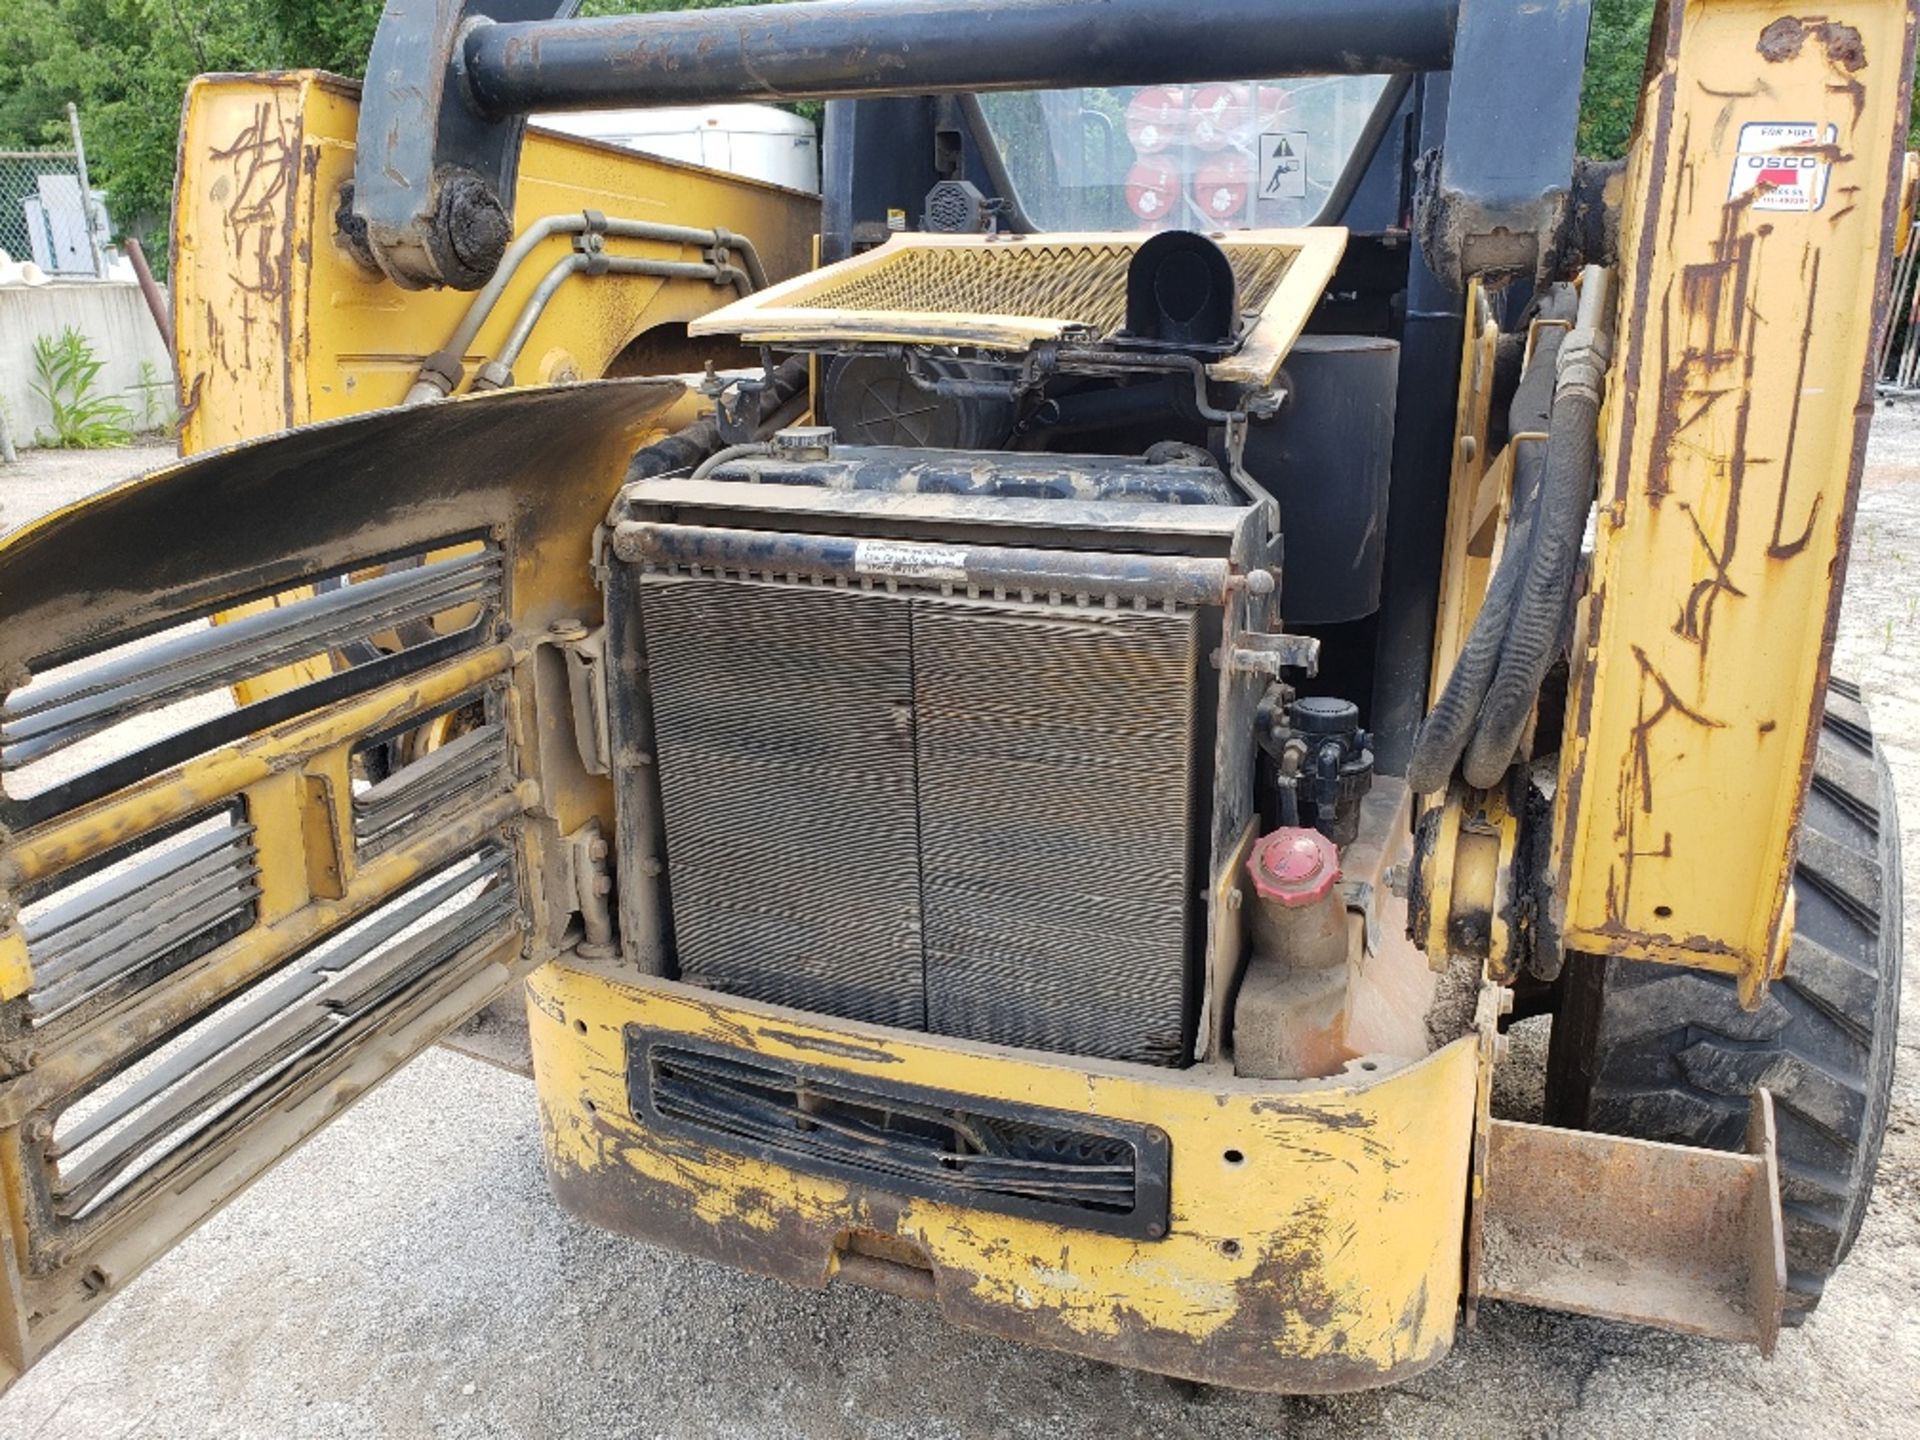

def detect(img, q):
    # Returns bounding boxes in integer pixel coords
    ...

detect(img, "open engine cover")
[605,453,1277,1068]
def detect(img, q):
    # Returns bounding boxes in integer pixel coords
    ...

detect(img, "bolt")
[1146,1222,1166,1238]
[586,838,609,863]
[591,874,613,896]
[1460,434,1479,462]
[23,1115,51,1145]
[1244,569,1276,597]
[639,858,664,878]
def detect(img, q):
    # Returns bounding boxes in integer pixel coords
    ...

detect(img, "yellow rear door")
[0,379,675,1389]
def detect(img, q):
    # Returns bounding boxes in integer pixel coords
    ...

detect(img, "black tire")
[1546,680,1902,1321]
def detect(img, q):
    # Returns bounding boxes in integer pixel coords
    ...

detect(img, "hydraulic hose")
[622,355,812,483]
[1407,280,1596,795]
[1461,271,1611,788]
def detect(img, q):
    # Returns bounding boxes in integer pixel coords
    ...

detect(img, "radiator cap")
[1248,827,1341,908]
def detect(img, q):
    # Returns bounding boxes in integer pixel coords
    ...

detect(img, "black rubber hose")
[1405,295,1575,794]
[1462,369,1602,788]
[623,355,811,482]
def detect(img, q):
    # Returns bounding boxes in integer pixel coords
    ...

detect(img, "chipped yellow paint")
[172,71,817,450]
[0,929,27,1005]
[528,964,1478,1385]
[1555,0,1917,993]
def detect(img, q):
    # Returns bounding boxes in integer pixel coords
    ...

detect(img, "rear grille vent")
[632,1035,1170,1238]
[2,543,500,819]
[353,717,509,854]
[20,808,258,1028]
[42,846,516,1227]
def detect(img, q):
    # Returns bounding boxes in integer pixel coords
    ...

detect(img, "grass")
[30,327,135,449]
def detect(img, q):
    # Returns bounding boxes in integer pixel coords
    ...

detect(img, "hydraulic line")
[1406,294,1570,793]
[622,355,812,484]
[405,211,769,402]
[1461,269,1611,788]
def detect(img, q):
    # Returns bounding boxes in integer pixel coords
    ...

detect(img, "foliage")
[30,328,136,449]
[1578,0,1657,161]
[135,359,179,437]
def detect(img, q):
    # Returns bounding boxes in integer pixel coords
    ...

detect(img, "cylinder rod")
[462,0,1457,118]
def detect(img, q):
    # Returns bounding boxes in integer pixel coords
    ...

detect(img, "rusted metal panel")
[1477,1092,1786,1353]
[530,964,1481,1395]
[1554,0,1919,1000]
[172,71,817,452]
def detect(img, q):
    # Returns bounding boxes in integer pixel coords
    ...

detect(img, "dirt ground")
[0,413,1917,1438]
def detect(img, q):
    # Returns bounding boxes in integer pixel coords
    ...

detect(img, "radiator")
[641,576,1200,1066]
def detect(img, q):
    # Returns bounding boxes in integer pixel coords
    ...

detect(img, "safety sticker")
[853,540,970,582]
[1728,121,1837,212]
[1259,131,1309,201]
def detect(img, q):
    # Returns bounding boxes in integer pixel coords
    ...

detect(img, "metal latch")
[1219,632,1321,678]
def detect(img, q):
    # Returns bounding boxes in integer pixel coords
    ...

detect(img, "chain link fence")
[0,108,105,278]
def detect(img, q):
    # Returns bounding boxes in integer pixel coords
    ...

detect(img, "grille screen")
[640,577,1198,1066]
[785,240,1299,336]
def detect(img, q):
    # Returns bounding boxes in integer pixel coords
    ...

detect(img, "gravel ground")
[2,417,1918,1438]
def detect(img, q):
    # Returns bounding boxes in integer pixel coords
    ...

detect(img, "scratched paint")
[1554,0,1918,999]
[529,963,1479,1393]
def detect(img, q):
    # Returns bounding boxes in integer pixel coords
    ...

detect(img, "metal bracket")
[557,626,611,777]
[566,820,617,959]
[1222,632,1321,679]
[1415,0,1594,291]
[1339,877,1380,957]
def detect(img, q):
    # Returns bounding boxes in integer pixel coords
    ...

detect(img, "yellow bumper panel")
[527,963,1478,1393]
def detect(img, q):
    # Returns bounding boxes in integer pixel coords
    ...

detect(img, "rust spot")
[1758,16,1866,71]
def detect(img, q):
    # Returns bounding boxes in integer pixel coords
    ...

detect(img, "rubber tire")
[1546,680,1902,1322]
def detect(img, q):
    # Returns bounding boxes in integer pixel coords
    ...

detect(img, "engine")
[602,227,1400,1075]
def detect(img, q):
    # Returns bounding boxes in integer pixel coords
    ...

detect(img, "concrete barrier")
[0,281,172,448]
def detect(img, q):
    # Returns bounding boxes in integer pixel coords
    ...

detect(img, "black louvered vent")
[633,1035,1170,1238]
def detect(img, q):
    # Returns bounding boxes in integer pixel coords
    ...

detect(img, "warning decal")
[1259,131,1308,201]
[1727,121,1837,212]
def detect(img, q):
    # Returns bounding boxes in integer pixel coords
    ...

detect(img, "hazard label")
[1259,131,1308,201]
[1727,121,1836,212]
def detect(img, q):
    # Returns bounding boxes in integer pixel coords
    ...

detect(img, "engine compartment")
[602,226,1424,1077]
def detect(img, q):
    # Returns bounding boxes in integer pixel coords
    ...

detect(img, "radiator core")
[641,575,1199,1066]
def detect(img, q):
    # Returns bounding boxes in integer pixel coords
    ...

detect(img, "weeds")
[30,328,134,449]
[135,359,177,438]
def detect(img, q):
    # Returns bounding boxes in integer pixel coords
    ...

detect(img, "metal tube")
[480,253,753,384]
[611,522,1235,606]
[124,237,174,353]
[67,102,103,279]
[462,0,1458,119]
[408,211,769,402]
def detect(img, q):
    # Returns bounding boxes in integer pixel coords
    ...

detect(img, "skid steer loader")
[0,0,1910,1394]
